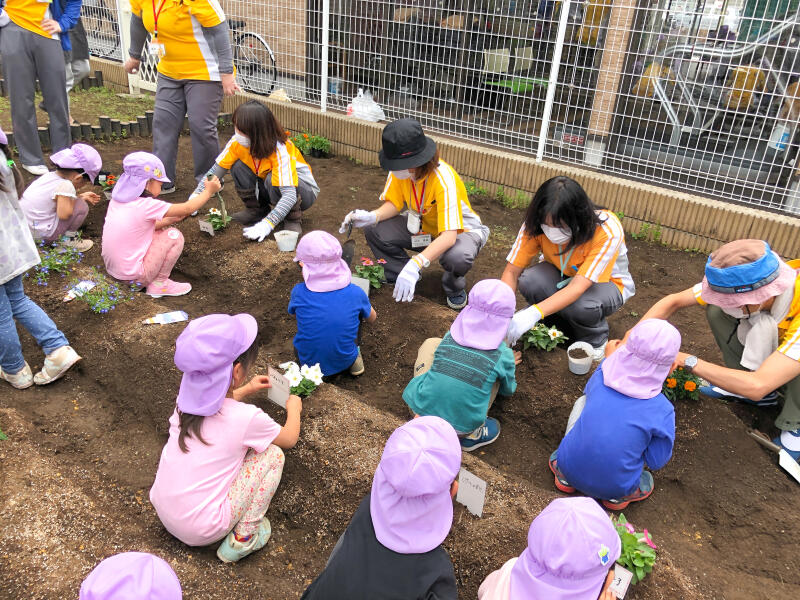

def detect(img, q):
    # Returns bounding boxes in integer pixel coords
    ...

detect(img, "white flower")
[280,361,300,375]
[548,328,563,340]
[300,364,312,378]
[209,207,221,215]
[286,371,303,387]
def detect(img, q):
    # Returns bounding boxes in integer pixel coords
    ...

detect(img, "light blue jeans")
[0,275,69,373]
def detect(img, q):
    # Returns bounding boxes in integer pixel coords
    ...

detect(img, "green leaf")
[635,566,645,582]
[0,428,7,441]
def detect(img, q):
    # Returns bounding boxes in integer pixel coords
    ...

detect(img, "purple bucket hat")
[112,151,170,203]
[294,230,352,293]
[79,552,182,600]
[50,144,103,182]
[0,124,7,146]
[450,279,515,350]
[370,416,461,554]
[510,497,621,600]
[602,319,681,399]
[175,314,258,417]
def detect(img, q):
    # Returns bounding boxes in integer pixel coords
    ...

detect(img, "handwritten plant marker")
[351,275,371,297]
[63,280,96,303]
[610,564,633,598]
[456,468,486,517]
[267,366,290,409]
[142,311,189,325]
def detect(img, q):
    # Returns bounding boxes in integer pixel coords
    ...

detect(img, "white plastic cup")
[567,341,594,375]
[275,230,300,252]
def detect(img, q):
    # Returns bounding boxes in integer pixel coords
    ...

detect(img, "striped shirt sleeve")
[577,213,625,283]
[434,165,463,232]
[506,223,540,267]
[692,283,706,306]
[778,321,800,361]
[270,143,298,187]
[379,173,406,212]
[187,0,226,27]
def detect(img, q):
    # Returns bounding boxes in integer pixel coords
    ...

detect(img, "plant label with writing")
[267,366,290,408]
[199,220,215,236]
[610,564,633,599]
[351,275,370,297]
[456,468,486,517]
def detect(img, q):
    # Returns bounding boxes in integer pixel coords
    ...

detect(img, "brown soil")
[569,348,590,360]
[2,135,799,599]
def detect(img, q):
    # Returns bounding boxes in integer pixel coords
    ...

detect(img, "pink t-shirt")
[19,172,76,240]
[478,558,516,600]
[101,197,170,281]
[149,398,282,546]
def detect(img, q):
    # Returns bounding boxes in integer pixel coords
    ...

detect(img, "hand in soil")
[513,350,522,365]
[80,191,102,206]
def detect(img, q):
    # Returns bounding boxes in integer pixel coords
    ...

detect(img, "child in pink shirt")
[150,313,303,563]
[101,152,220,298]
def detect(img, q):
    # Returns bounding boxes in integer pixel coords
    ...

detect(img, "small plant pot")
[351,275,370,297]
[103,191,113,201]
[310,148,330,158]
[275,230,299,251]
[567,342,594,375]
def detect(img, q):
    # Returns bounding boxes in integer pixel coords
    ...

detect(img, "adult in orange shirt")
[501,176,634,356]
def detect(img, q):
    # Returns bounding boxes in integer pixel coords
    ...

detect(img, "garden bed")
[1,136,799,599]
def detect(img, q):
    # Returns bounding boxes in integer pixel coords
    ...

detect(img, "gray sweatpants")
[518,261,623,346]
[364,214,482,296]
[152,74,223,186]
[0,22,70,167]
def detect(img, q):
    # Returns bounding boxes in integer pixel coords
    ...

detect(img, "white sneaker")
[0,362,34,389]
[60,237,94,252]
[34,346,82,385]
[591,341,607,361]
[22,164,48,176]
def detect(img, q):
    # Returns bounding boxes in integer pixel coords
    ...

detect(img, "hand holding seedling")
[505,304,544,346]
[80,191,102,206]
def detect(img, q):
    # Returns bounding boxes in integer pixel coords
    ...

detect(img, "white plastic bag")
[346,88,386,122]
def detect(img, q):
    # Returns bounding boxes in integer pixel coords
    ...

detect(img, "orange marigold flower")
[303,133,309,139]
[684,381,697,392]
[666,378,677,388]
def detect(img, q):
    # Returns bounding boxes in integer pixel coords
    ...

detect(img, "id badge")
[411,233,432,248]
[406,211,421,234]
[148,41,166,58]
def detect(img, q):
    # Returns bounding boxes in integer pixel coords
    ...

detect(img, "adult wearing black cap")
[339,119,489,309]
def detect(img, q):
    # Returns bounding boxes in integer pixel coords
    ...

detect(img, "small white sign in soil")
[199,220,215,236]
[610,564,633,598]
[456,468,486,517]
[351,275,371,297]
[267,366,290,409]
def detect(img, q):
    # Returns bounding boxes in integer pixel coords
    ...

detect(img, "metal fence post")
[536,0,571,162]
[116,0,138,94]
[320,0,330,112]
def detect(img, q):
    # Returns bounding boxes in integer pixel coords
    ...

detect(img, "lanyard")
[410,179,426,214]
[253,157,263,176]
[556,245,576,289]
[151,0,168,37]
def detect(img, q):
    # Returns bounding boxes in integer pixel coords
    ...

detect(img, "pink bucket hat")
[510,497,621,600]
[294,230,352,293]
[700,240,796,308]
[602,319,681,399]
[50,143,102,182]
[79,552,182,600]
[174,314,258,417]
[112,151,170,203]
[450,279,515,350]
[370,416,461,554]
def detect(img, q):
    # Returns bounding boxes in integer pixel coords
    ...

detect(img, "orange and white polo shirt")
[216,137,313,188]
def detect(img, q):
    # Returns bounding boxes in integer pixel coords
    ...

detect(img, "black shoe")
[231,207,268,226]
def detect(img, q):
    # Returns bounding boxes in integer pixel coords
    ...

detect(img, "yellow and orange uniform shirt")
[5,0,59,39]
[506,209,635,301]
[215,137,313,188]
[130,0,226,81]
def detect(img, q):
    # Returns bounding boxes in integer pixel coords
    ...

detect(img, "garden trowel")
[341,221,355,267]
[748,429,800,484]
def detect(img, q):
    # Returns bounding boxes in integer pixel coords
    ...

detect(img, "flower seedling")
[207,207,232,231]
[98,173,117,191]
[521,323,568,351]
[69,268,137,314]
[279,361,323,397]
[354,257,386,289]
[32,237,84,286]
[613,513,657,584]
[290,131,312,154]
[662,367,701,402]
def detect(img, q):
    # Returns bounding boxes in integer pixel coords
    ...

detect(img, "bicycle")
[229,19,277,96]
[81,0,122,61]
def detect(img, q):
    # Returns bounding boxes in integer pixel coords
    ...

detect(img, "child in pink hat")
[403,279,521,451]
[289,230,377,376]
[301,416,461,600]
[19,143,102,251]
[150,313,303,563]
[101,152,220,298]
[549,319,680,510]
[80,552,181,599]
[479,497,620,600]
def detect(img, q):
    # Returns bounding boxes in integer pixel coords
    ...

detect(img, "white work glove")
[339,209,376,233]
[505,304,544,347]
[0,10,10,27]
[243,219,274,242]
[393,258,424,303]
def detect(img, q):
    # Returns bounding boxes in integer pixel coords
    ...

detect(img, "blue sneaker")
[773,429,800,461]
[699,385,778,407]
[460,417,500,451]
[217,518,271,563]
[446,290,468,310]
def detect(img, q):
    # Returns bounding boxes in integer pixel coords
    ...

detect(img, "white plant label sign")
[610,564,633,598]
[351,275,370,297]
[199,220,215,236]
[267,366,290,409]
[456,468,486,517]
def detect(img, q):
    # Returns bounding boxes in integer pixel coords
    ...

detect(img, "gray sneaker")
[349,349,365,376]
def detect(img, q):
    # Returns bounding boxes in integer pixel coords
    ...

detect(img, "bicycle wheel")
[233,32,278,96]
[82,0,121,61]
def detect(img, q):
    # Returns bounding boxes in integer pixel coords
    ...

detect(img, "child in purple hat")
[478,497,620,600]
[549,319,680,510]
[289,230,377,377]
[80,552,181,599]
[301,416,461,600]
[403,279,521,451]
[19,143,102,251]
[150,313,303,563]
[101,152,220,298]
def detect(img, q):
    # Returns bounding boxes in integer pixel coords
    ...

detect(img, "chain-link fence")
[83,0,800,215]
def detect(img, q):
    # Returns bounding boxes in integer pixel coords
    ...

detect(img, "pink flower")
[377,258,387,264]
[624,523,635,534]
[643,529,657,549]
[361,258,374,266]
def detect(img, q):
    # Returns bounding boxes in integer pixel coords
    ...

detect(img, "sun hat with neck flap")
[79,552,182,600]
[700,239,796,309]
[0,124,7,146]
[50,143,103,183]
[510,497,621,600]
[294,230,352,292]
[174,314,258,417]
[112,151,171,203]
[450,279,515,350]
[370,415,461,554]
[602,318,681,399]
[378,118,437,172]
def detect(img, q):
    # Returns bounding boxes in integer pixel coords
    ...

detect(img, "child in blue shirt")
[549,319,679,509]
[289,231,377,376]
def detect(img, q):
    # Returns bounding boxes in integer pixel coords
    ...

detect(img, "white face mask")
[722,305,760,319]
[542,223,572,245]
[392,169,413,180]
[233,130,251,148]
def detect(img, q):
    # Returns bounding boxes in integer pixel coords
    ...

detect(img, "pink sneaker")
[146,279,192,298]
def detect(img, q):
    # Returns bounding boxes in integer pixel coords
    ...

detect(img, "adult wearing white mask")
[339,119,489,309]
[501,176,634,357]
[638,239,800,460]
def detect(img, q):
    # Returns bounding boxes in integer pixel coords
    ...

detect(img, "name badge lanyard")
[411,179,426,215]
[556,244,576,289]
[151,0,168,44]
[252,157,264,200]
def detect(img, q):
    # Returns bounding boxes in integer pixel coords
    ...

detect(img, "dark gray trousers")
[517,261,623,346]
[231,160,317,212]
[364,214,482,296]
[0,22,71,166]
